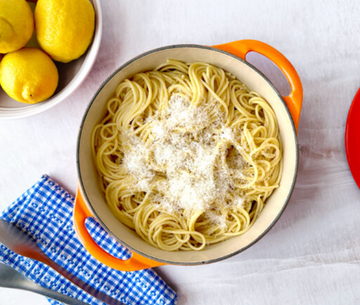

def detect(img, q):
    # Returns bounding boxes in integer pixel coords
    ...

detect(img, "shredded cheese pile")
[122,95,246,228]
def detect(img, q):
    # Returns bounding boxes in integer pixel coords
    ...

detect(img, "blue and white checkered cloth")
[0,175,177,305]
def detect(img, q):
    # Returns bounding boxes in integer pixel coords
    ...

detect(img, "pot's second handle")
[213,40,303,131]
[73,189,164,271]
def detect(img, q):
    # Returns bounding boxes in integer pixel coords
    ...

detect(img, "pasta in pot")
[91,60,282,251]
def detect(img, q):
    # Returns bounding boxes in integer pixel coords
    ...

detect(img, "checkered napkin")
[0,175,177,305]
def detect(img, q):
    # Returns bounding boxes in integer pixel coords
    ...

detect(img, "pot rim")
[76,43,299,265]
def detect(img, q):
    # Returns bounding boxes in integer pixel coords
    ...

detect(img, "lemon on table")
[35,0,95,63]
[0,0,34,53]
[0,48,59,104]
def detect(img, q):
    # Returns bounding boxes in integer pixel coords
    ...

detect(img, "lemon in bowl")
[35,0,95,63]
[0,0,34,53]
[0,48,59,104]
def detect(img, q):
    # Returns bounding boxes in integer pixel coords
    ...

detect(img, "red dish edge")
[345,88,360,189]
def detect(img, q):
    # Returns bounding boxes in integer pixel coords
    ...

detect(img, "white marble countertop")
[2,0,360,304]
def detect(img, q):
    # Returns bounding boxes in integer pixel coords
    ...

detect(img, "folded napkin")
[0,175,177,305]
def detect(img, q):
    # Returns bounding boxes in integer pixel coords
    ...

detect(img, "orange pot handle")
[213,40,303,131]
[73,188,165,271]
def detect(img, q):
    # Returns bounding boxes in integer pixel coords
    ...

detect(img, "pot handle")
[73,188,165,271]
[213,40,303,131]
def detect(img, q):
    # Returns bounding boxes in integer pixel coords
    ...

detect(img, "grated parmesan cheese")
[122,94,247,227]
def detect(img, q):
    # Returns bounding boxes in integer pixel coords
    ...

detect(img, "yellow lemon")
[0,0,34,53]
[0,48,59,104]
[35,0,95,63]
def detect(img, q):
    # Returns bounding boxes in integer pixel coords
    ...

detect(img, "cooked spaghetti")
[91,60,282,251]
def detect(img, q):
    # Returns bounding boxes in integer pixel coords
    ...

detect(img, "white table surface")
[2,0,360,304]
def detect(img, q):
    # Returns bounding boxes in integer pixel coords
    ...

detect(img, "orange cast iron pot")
[74,39,303,271]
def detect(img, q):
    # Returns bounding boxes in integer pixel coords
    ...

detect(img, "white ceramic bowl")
[75,40,303,271]
[0,0,102,120]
